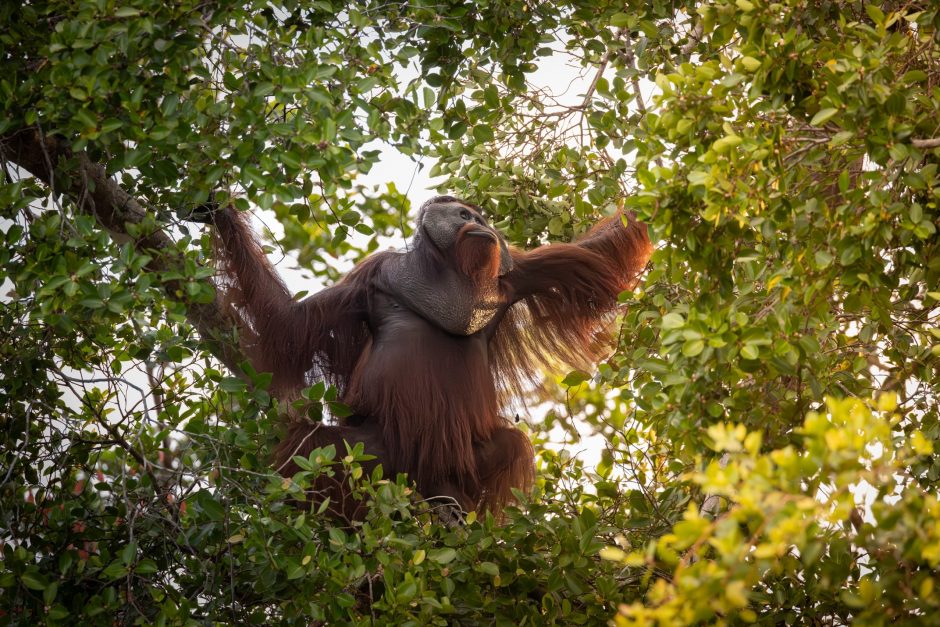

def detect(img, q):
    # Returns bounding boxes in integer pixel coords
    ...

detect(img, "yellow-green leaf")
[662,312,685,329]
[713,135,743,153]
[810,108,838,126]
[739,56,761,71]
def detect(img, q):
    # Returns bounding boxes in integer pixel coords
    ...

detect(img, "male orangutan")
[204,196,651,517]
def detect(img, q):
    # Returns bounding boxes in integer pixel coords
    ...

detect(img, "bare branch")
[580,51,611,109]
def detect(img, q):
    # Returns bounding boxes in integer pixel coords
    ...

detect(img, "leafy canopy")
[1,0,938,624]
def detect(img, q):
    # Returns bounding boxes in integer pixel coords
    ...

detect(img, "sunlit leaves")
[607,397,938,624]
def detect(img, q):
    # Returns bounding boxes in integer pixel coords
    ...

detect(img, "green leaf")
[396,577,418,602]
[864,4,885,24]
[287,563,305,580]
[21,571,47,591]
[687,170,712,187]
[662,313,685,329]
[901,70,927,84]
[814,250,833,268]
[48,605,69,620]
[472,124,494,142]
[562,370,591,386]
[428,548,457,564]
[220,377,245,392]
[121,541,137,565]
[484,85,499,108]
[43,581,58,605]
[739,56,760,72]
[810,108,838,126]
[611,12,631,27]
[839,244,861,266]
[741,344,760,360]
[840,589,866,609]
[682,339,705,357]
[713,134,742,153]
[136,559,158,575]
[477,561,499,576]
[195,491,225,522]
[830,130,854,147]
[102,561,127,580]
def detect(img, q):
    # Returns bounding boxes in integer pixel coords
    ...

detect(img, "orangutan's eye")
[459,209,471,220]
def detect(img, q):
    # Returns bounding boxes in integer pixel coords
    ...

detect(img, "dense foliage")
[1,0,938,624]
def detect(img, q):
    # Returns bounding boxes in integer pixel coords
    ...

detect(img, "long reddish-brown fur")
[491,214,653,403]
[209,204,652,518]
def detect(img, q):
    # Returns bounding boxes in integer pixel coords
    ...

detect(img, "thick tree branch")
[0,127,247,376]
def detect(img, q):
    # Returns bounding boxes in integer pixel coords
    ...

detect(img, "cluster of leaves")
[0,364,637,624]
[608,395,940,624]
[1,0,938,624]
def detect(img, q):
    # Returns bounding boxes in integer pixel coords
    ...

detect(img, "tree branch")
[680,20,704,56]
[0,127,247,377]
[580,51,610,110]
[911,137,940,149]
